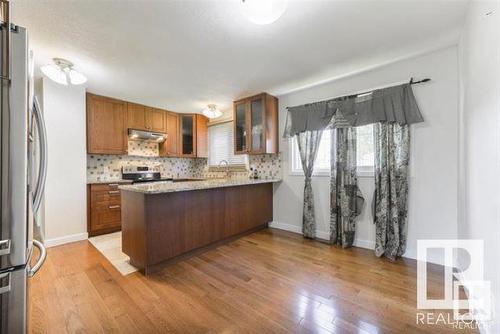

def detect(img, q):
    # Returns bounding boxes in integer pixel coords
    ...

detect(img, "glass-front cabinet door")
[232,93,278,155]
[249,95,265,153]
[234,101,248,154]
[180,114,195,156]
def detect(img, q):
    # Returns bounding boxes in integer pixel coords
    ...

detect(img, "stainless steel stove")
[121,166,173,184]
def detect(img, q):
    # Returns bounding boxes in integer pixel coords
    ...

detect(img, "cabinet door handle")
[108,190,120,195]
[108,205,120,209]
[108,183,119,188]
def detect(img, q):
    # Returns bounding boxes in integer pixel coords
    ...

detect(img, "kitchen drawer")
[91,206,121,231]
[91,190,121,204]
[90,183,123,192]
[94,201,121,211]
[88,184,122,237]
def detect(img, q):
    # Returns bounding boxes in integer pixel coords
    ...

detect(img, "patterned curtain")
[330,128,365,247]
[296,130,323,238]
[373,123,410,260]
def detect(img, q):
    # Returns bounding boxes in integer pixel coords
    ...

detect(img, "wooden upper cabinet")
[160,112,179,157]
[127,103,147,130]
[249,95,265,154]
[233,93,278,155]
[179,114,197,157]
[148,108,167,133]
[234,100,248,154]
[160,113,207,158]
[87,93,204,158]
[127,103,167,132]
[87,93,127,155]
[196,115,208,158]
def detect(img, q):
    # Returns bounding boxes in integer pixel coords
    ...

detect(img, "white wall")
[41,77,88,246]
[272,46,459,265]
[458,1,500,332]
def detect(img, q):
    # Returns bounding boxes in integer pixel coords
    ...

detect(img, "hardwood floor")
[29,228,477,334]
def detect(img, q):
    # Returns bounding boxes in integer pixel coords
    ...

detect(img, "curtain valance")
[283,83,424,138]
[283,101,329,137]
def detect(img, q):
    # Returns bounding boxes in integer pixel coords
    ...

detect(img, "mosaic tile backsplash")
[87,155,208,182]
[87,141,282,183]
[248,154,282,179]
[127,140,158,157]
[201,154,282,180]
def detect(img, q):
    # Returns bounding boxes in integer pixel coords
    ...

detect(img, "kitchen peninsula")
[119,178,279,274]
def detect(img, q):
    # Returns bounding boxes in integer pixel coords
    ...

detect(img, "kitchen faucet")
[218,160,230,178]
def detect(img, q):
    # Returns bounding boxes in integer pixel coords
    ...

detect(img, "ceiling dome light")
[40,62,67,85]
[41,58,87,86]
[68,69,87,85]
[241,0,288,25]
[202,104,223,119]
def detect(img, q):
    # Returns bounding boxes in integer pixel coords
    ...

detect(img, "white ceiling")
[12,0,468,113]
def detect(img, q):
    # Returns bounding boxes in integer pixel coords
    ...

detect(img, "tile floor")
[88,232,138,275]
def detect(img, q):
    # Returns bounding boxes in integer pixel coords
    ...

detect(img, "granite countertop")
[87,179,133,185]
[119,178,281,194]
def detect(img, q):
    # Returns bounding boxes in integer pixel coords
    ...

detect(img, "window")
[356,124,375,173]
[290,132,331,175]
[290,125,375,176]
[208,122,247,166]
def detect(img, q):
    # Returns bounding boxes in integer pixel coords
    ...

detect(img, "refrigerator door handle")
[1,0,11,81]
[32,96,47,214]
[0,271,11,294]
[27,239,46,278]
[0,239,10,255]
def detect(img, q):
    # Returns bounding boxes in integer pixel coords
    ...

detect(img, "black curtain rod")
[286,77,432,109]
[410,77,431,85]
[346,77,431,99]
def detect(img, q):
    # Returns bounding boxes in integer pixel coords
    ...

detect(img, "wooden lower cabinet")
[121,183,273,274]
[87,183,123,237]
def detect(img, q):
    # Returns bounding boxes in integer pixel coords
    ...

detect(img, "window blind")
[208,122,247,166]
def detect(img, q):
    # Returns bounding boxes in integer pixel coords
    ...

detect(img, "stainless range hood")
[128,128,167,143]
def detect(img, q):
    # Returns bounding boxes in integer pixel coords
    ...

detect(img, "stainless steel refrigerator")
[1,3,47,333]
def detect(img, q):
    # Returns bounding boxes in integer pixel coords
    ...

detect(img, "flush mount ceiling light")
[41,58,87,85]
[241,0,288,25]
[202,104,223,119]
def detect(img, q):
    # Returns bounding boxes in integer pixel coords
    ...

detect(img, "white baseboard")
[403,248,417,261]
[454,271,496,334]
[268,221,329,240]
[316,230,330,240]
[353,238,376,250]
[269,222,441,265]
[269,221,302,234]
[44,232,88,248]
[480,323,498,334]
[269,221,374,249]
